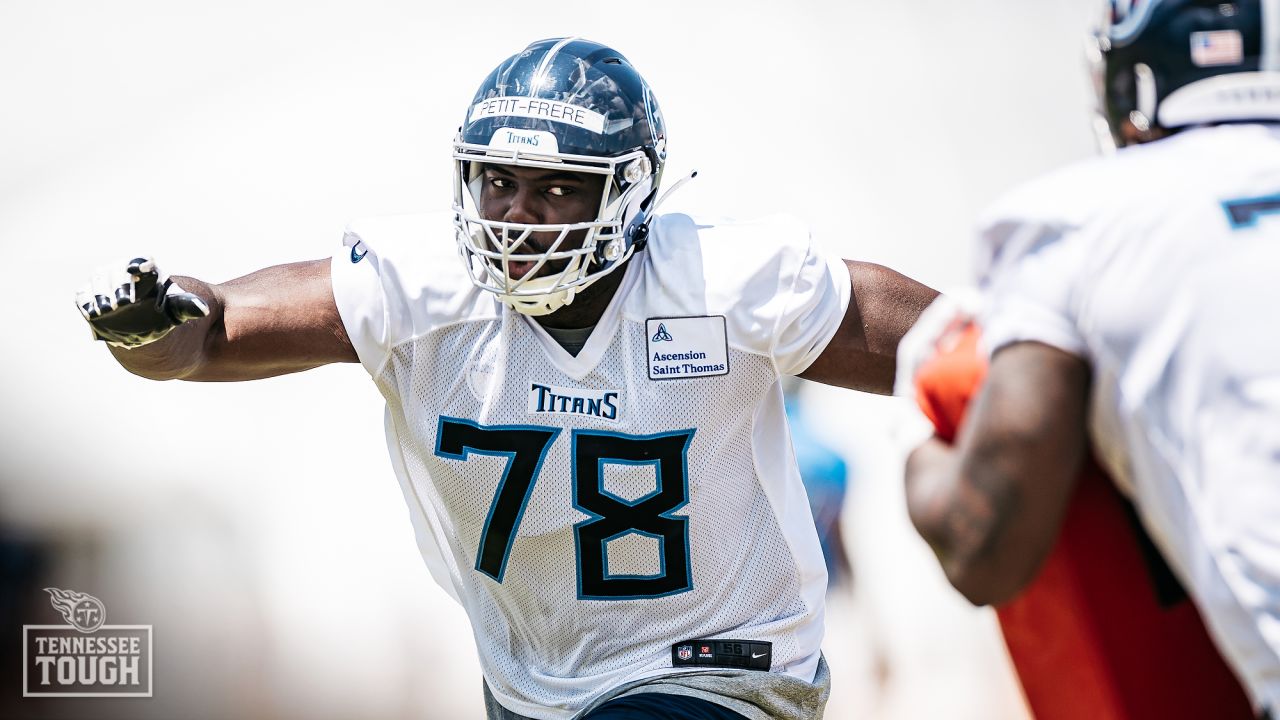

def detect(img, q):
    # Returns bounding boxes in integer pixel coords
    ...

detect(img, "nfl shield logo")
[677,645,693,661]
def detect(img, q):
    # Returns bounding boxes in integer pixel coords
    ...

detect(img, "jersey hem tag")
[671,639,771,670]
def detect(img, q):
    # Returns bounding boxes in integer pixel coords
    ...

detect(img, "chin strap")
[630,170,698,251]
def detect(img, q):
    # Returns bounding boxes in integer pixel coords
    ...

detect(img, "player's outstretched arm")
[76,258,357,381]
[800,261,939,394]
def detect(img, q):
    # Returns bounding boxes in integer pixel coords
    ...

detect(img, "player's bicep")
[800,260,938,394]
[193,259,357,380]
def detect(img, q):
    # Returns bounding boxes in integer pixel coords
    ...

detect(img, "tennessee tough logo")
[23,587,153,697]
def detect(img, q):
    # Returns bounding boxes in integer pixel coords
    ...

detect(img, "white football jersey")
[330,211,850,719]
[976,123,1280,712]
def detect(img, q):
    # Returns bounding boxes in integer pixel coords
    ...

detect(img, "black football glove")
[75,257,210,348]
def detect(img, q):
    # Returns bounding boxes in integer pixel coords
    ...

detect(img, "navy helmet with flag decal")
[1089,0,1280,148]
[452,38,667,316]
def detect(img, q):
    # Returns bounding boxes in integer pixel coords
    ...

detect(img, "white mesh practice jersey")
[976,123,1280,712]
[330,211,850,719]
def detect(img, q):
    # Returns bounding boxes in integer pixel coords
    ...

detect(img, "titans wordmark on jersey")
[331,211,851,720]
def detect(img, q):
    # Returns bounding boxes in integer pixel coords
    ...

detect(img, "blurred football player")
[900,2,1280,717]
[75,38,937,720]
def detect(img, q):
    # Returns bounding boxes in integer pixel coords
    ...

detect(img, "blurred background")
[0,1,1097,717]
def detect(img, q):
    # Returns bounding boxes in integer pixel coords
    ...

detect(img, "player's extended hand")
[75,257,210,348]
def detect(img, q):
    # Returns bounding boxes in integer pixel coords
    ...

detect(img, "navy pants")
[583,692,750,719]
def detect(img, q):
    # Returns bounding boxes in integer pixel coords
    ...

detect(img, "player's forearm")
[906,440,1034,606]
[106,276,223,381]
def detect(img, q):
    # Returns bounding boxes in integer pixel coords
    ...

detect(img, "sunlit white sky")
[1,2,1097,718]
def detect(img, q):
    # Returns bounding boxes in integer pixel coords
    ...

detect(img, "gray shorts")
[483,655,830,720]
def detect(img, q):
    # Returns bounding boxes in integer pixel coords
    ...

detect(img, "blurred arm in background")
[904,340,1090,605]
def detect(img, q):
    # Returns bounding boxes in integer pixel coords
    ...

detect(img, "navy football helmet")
[453,38,666,316]
[1090,0,1280,147]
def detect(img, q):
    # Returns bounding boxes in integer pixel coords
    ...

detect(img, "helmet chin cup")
[453,204,633,311]
[498,254,587,316]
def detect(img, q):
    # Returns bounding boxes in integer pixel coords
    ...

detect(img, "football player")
[900,2,1280,717]
[76,38,937,720]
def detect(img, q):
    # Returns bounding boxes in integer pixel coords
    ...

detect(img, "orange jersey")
[912,324,1253,720]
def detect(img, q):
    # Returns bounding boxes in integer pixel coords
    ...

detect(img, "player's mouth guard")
[455,170,698,316]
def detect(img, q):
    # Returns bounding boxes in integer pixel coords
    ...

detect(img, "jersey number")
[1223,193,1280,230]
[435,418,694,600]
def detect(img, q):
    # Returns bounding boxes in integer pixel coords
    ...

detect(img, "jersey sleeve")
[771,238,852,376]
[330,227,392,376]
[977,220,1089,359]
[329,213,482,377]
[660,213,851,377]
